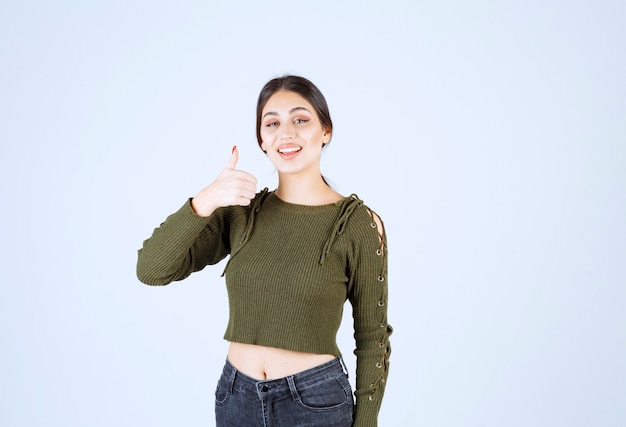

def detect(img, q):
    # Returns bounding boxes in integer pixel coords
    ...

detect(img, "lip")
[277,143,302,160]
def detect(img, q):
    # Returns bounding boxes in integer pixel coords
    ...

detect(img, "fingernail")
[232,145,237,154]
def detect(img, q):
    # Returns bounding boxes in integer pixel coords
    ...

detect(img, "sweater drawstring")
[221,188,270,276]
[320,194,363,265]
[240,188,269,247]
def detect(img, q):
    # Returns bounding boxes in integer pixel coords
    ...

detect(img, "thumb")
[225,145,239,170]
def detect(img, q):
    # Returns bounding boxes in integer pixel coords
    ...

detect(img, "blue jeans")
[215,357,354,427]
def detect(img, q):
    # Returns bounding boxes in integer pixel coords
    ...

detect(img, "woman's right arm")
[136,200,231,286]
[137,147,257,286]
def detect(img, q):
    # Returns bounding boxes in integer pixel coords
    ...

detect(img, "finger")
[239,188,257,201]
[233,170,258,185]
[224,145,239,170]
[238,196,252,207]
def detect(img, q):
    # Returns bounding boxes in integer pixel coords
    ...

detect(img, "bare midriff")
[227,342,336,380]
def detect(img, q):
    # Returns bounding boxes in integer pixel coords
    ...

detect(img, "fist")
[191,146,258,217]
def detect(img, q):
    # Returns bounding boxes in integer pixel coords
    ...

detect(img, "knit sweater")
[137,189,391,427]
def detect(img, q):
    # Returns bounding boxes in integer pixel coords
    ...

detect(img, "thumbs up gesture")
[191,146,258,217]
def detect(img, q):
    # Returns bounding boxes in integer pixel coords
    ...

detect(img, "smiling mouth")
[278,146,302,154]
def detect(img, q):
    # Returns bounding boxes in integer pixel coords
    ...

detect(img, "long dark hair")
[256,75,333,150]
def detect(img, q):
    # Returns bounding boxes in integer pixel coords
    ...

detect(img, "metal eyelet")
[377,275,384,282]
[376,249,382,256]
[378,301,385,307]
[376,362,382,368]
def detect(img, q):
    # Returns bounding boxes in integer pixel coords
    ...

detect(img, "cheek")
[259,128,274,143]
[307,128,326,143]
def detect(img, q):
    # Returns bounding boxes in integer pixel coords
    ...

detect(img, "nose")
[280,122,295,140]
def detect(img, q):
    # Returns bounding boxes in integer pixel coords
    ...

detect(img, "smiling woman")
[258,90,331,193]
[137,75,391,427]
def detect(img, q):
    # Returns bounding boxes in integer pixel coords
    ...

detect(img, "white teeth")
[279,147,301,154]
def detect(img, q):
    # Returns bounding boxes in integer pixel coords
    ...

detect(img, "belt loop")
[287,376,300,402]
[339,356,349,378]
[227,362,237,394]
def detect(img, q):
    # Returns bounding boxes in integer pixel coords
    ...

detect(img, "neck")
[275,173,341,206]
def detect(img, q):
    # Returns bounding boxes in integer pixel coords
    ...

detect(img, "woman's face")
[259,90,331,177]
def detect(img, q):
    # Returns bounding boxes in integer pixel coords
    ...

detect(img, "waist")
[221,354,347,395]
[227,342,336,380]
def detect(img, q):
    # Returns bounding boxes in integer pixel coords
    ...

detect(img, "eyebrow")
[262,106,311,119]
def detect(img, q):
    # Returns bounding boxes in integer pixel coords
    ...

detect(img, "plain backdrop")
[1,1,625,426]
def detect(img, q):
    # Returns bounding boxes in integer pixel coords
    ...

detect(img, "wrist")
[190,198,217,217]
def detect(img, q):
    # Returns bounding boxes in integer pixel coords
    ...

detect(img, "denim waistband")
[221,356,348,396]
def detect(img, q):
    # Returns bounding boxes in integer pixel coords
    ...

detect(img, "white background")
[1,1,625,426]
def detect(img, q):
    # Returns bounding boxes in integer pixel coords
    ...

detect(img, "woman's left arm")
[347,207,392,427]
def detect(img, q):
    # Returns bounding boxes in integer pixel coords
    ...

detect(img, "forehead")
[262,90,315,114]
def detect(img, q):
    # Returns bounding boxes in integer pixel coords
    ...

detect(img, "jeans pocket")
[214,376,231,406]
[296,375,353,412]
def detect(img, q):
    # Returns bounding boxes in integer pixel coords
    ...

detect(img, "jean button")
[261,385,269,392]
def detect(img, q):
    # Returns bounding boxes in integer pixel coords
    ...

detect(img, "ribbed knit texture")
[137,190,391,427]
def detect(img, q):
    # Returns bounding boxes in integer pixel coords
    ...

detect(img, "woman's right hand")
[191,146,258,217]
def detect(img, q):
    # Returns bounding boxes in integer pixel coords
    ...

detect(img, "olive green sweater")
[137,189,391,426]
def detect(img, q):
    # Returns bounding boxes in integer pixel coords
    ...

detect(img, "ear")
[322,129,332,144]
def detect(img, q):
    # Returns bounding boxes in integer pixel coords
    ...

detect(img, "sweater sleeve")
[136,199,232,286]
[347,207,392,427]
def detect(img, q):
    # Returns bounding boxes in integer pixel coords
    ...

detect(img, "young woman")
[137,75,391,427]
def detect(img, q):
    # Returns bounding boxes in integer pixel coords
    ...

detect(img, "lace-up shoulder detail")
[367,207,388,282]
[320,194,363,264]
